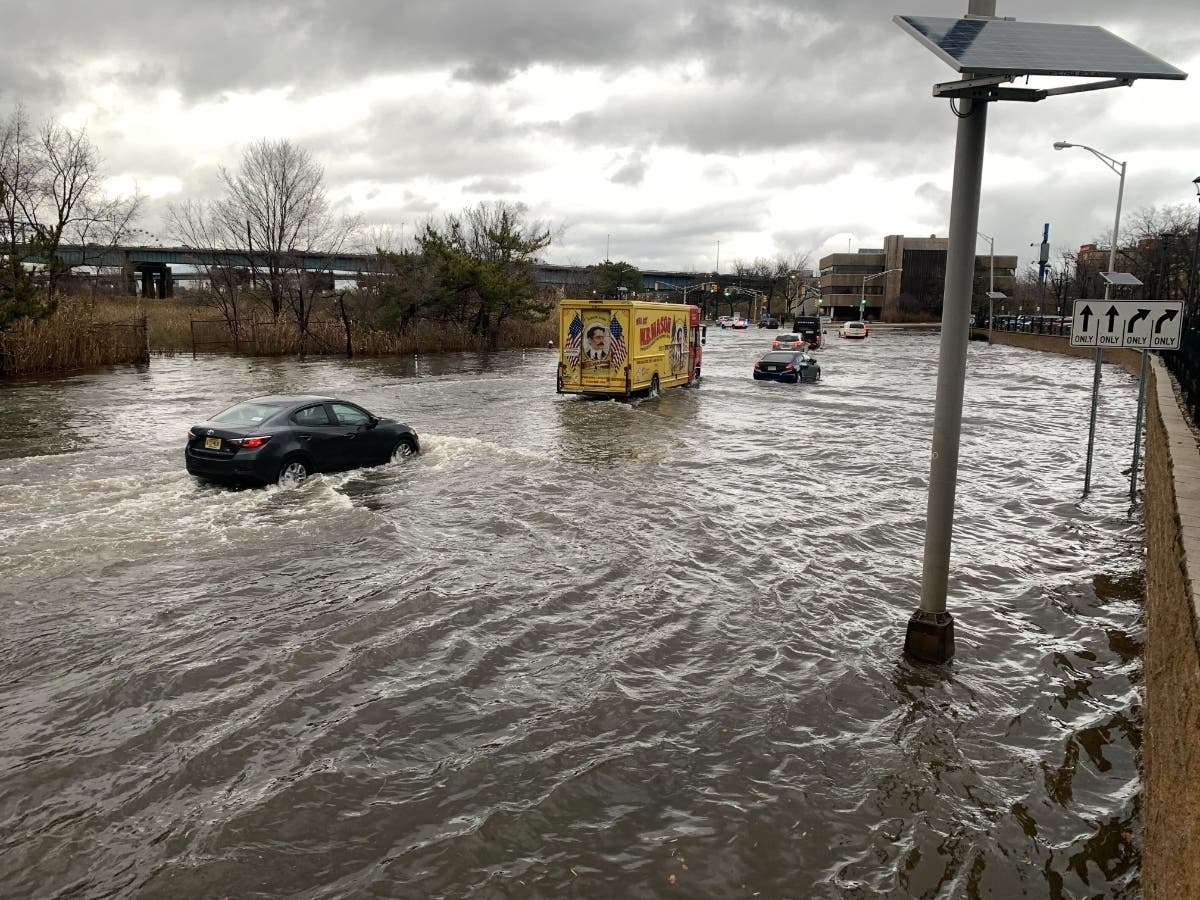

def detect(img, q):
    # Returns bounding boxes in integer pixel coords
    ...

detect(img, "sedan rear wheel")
[277,458,309,488]
[391,437,417,463]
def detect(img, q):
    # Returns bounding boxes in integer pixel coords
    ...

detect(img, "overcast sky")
[2,0,1196,275]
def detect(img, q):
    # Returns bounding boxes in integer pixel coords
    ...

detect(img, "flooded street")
[0,328,1146,898]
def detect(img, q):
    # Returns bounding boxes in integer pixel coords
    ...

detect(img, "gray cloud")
[463,176,523,195]
[609,152,648,186]
[1,0,1192,273]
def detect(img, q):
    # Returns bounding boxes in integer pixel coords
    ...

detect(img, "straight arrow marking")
[1080,304,1093,332]
[1105,306,1119,332]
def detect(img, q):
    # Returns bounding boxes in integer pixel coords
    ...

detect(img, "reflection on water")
[0,331,1145,897]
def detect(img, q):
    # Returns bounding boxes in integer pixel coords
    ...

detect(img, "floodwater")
[0,327,1146,898]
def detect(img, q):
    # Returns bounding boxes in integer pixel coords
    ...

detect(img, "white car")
[841,321,869,339]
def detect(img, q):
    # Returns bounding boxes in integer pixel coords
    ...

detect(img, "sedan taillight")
[231,436,271,449]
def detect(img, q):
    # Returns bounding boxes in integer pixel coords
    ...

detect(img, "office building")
[819,235,1017,322]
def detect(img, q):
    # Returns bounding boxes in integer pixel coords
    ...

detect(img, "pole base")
[904,610,956,664]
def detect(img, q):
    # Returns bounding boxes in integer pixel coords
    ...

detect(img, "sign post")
[1070,297,1182,499]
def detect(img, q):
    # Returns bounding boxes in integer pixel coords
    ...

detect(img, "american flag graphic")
[609,315,627,369]
[564,311,583,367]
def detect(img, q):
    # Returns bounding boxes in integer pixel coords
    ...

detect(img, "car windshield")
[760,352,798,363]
[774,334,800,342]
[846,322,864,329]
[210,401,285,426]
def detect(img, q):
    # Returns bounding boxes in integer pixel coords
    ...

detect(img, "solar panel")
[1100,272,1144,286]
[895,16,1187,80]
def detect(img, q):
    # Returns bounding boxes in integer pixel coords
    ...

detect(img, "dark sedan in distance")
[185,395,419,487]
[752,350,821,384]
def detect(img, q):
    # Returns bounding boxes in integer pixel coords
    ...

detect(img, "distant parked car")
[841,321,869,339]
[185,395,420,487]
[752,350,821,383]
[771,332,806,350]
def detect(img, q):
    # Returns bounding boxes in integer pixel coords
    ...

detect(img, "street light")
[860,268,901,320]
[1054,140,1127,495]
[986,290,1006,344]
[977,231,995,294]
[977,231,996,328]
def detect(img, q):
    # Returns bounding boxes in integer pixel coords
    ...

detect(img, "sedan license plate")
[766,364,780,372]
[205,436,222,450]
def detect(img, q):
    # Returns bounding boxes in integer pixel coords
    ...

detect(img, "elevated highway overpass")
[40,244,774,300]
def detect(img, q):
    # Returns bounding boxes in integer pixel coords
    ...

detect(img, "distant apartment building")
[818,234,1017,321]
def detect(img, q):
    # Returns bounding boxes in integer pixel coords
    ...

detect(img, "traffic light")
[723,289,730,298]
[709,282,718,292]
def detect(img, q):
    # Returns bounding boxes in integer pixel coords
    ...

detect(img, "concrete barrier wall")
[985,330,1200,898]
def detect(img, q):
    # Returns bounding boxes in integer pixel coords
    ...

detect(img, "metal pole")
[1083,158,1125,496]
[1129,349,1149,500]
[989,239,995,294]
[1188,183,1200,318]
[907,89,989,664]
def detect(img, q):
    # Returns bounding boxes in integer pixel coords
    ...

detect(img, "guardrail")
[987,317,1072,337]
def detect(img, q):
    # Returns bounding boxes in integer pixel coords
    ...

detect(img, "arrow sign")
[1127,309,1150,333]
[1079,304,1093,332]
[1071,299,1183,349]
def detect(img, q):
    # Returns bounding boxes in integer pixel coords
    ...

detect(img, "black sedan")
[185,395,419,487]
[752,350,821,384]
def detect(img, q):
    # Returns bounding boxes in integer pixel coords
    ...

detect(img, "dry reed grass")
[1,292,557,376]
[0,297,149,376]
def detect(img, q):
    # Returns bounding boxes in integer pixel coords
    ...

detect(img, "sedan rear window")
[211,401,283,426]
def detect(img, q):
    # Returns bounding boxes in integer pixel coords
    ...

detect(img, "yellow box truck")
[556,299,705,397]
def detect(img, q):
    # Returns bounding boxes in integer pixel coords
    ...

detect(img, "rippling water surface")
[0,328,1146,898]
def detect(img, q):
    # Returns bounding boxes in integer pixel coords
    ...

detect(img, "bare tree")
[0,104,141,302]
[167,137,361,353]
[281,214,361,358]
[213,138,340,319]
[167,198,252,343]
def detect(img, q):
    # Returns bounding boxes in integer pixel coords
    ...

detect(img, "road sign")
[1070,299,1183,350]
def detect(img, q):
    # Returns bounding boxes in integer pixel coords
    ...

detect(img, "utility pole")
[1034,223,1049,318]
